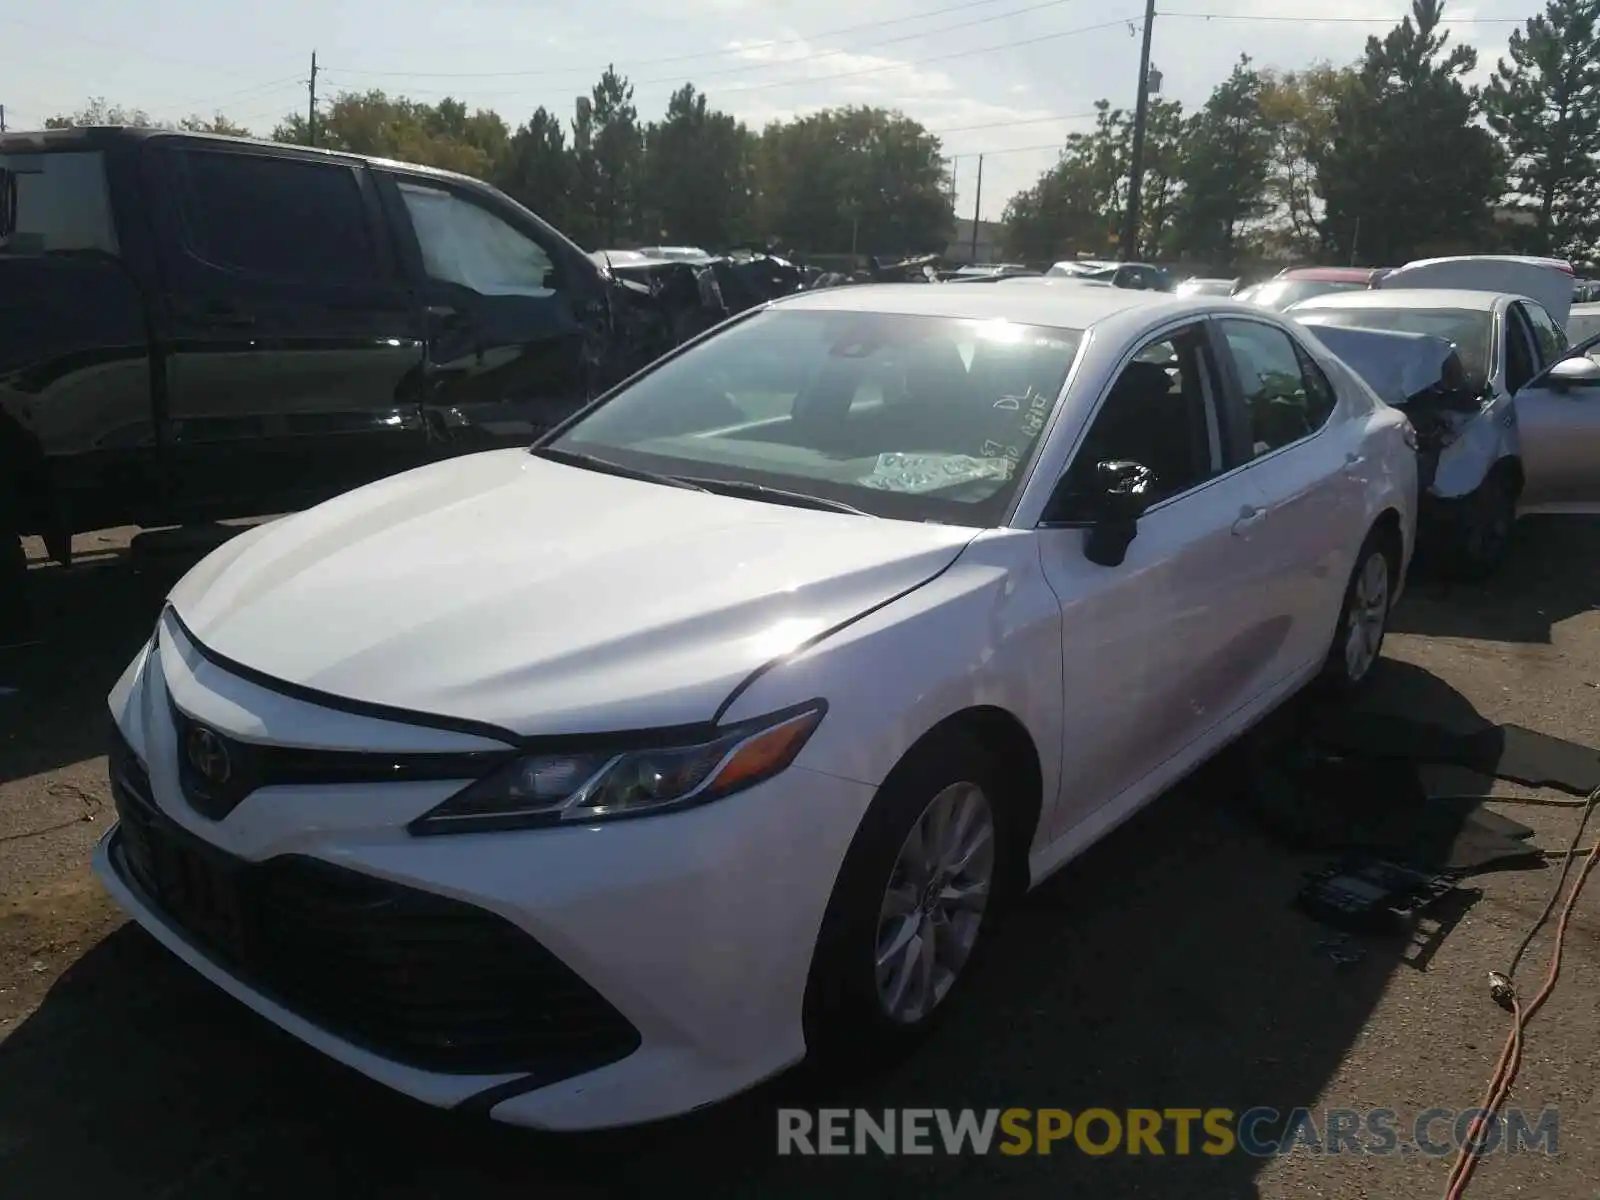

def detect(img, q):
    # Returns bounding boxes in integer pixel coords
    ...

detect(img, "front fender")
[1432,397,1518,499]
[719,528,1066,854]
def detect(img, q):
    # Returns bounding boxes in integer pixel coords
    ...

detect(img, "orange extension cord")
[1442,784,1600,1200]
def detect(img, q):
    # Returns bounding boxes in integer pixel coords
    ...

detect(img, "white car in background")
[96,284,1416,1131]
[1569,302,1600,353]
[1292,256,1600,578]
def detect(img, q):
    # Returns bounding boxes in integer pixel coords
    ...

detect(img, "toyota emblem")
[185,725,232,785]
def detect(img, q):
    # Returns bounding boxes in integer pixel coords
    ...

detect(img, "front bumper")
[94,625,878,1130]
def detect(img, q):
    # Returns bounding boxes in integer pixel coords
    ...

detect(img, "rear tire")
[803,733,1016,1071]
[1320,528,1396,697]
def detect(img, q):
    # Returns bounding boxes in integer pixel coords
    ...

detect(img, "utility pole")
[1120,0,1157,262]
[307,51,319,147]
[969,154,984,264]
[0,106,7,134]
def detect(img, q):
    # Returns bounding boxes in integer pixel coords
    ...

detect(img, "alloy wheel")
[874,781,996,1024]
[1343,550,1389,684]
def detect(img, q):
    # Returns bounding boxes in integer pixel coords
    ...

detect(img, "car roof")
[0,125,492,191]
[1292,287,1503,313]
[771,281,1231,329]
[1572,302,1600,315]
[1278,266,1381,282]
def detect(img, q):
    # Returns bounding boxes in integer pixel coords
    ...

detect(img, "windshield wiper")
[532,446,709,491]
[672,477,870,516]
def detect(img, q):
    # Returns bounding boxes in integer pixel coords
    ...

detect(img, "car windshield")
[1301,306,1495,391]
[547,308,1084,526]
[1237,278,1365,309]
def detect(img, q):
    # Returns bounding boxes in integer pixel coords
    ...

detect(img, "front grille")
[166,703,510,822]
[107,724,642,1078]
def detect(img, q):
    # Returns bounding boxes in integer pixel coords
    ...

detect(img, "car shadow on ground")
[0,528,246,786]
[0,646,1508,1198]
[1390,514,1600,645]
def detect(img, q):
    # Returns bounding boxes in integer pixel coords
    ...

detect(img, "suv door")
[378,175,609,452]
[1212,315,1361,681]
[1037,321,1278,834]
[142,140,429,519]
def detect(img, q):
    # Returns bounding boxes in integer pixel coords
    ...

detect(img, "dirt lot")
[1,517,1597,1199]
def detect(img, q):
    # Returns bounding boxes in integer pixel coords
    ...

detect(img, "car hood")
[167,449,978,737]
[1297,322,1460,406]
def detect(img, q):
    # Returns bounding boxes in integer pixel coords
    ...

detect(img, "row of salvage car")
[983,254,1600,579]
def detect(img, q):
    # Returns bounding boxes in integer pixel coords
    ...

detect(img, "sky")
[3,0,1537,225]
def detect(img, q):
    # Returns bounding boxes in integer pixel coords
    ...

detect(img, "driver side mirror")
[1046,459,1159,567]
[1549,354,1600,391]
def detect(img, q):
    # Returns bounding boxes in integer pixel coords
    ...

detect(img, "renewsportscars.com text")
[776,1107,1560,1157]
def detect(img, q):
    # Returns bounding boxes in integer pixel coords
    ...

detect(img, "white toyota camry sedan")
[97,284,1417,1131]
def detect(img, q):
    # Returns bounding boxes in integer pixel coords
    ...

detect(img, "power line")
[1,16,303,69]
[943,139,1079,157]
[326,0,1044,79]
[932,110,1098,135]
[324,15,1143,101]
[1157,9,1526,22]
[325,0,1099,87]
[153,74,306,117]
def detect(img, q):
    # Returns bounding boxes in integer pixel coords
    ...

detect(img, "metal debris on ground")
[1295,857,1461,935]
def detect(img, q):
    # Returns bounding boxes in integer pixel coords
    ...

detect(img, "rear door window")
[1217,318,1338,457]
[0,151,118,255]
[169,148,381,286]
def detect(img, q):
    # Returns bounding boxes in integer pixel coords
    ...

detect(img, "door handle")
[1344,452,1366,471]
[1231,506,1267,536]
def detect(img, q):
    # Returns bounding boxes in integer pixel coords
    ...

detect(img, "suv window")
[1218,319,1335,457]
[1519,301,1567,368]
[397,182,555,297]
[172,149,379,285]
[1061,324,1221,509]
[0,151,118,255]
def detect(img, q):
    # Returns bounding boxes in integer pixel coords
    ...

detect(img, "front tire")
[1321,529,1395,696]
[1438,470,1515,580]
[803,733,1014,1069]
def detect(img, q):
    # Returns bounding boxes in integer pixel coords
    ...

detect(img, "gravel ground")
[0,516,1596,1199]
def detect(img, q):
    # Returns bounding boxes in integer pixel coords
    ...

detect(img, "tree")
[752,107,950,255]
[1316,0,1505,264]
[640,84,753,248]
[1175,57,1275,268]
[1258,64,1357,260]
[270,91,503,178]
[178,114,253,136]
[1482,0,1600,258]
[999,98,1185,262]
[45,98,254,137]
[496,107,575,227]
[574,66,644,247]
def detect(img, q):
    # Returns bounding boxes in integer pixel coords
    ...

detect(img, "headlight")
[409,700,827,835]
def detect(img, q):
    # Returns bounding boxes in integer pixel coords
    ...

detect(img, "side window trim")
[1041,318,1229,524]
[1210,313,1336,465]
